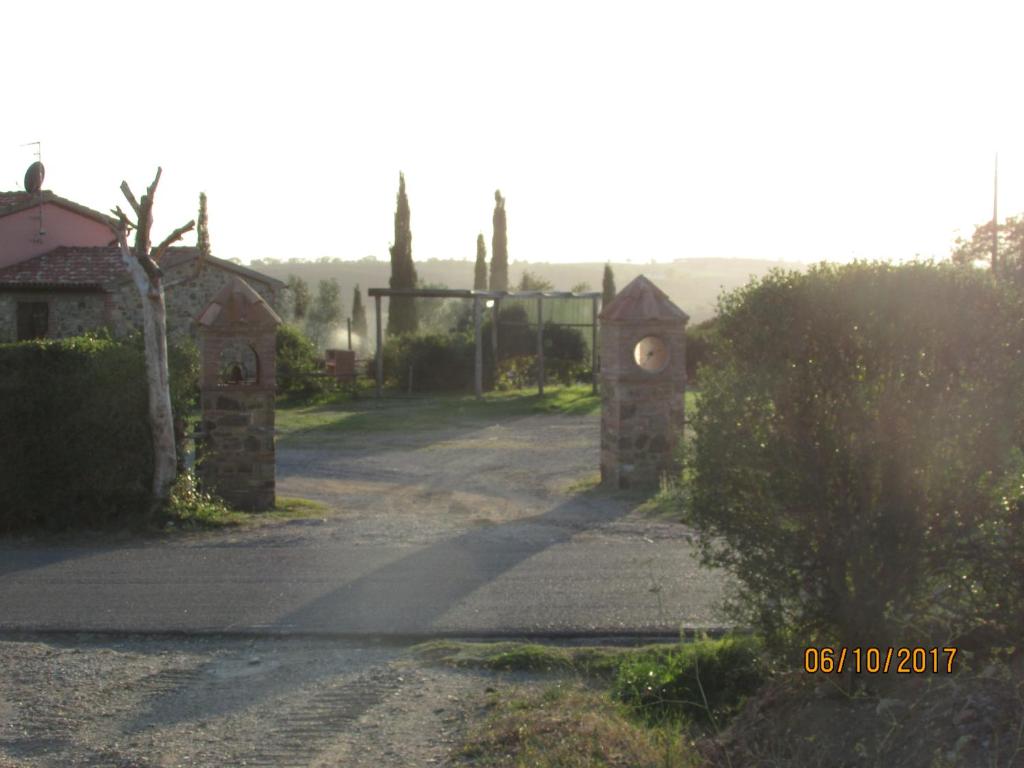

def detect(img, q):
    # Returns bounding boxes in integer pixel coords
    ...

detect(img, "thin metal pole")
[591,296,598,395]
[474,295,483,399]
[536,296,544,396]
[375,295,383,398]
[491,298,499,378]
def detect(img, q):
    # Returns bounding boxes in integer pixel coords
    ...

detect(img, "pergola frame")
[367,287,601,399]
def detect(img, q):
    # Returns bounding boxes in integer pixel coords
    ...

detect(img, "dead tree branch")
[152,220,196,264]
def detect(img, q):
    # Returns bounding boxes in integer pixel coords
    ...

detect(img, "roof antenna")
[21,141,45,242]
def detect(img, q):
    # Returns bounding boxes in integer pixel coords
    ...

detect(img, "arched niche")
[217,340,260,386]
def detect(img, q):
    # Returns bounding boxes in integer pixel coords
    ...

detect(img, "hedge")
[686,261,1024,655]
[374,310,591,393]
[0,334,199,532]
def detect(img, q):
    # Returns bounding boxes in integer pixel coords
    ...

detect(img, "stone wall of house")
[110,261,280,341]
[0,263,279,345]
[0,291,108,343]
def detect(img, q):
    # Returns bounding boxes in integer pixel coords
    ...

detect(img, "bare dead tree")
[109,168,195,507]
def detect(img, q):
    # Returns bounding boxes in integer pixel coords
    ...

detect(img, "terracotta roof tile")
[599,274,689,323]
[0,246,285,290]
[198,276,282,327]
[0,246,123,288]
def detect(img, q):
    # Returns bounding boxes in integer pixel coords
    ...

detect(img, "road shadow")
[275,489,630,633]
[123,486,636,731]
[0,540,128,579]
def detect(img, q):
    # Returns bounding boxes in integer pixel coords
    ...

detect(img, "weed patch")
[413,640,657,678]
[164,472,328,531]
[614,635,767,729]
[454,684,700,768]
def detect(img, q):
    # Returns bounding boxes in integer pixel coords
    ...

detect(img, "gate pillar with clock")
[598,275,689,489]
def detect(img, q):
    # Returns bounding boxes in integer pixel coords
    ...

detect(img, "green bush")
[370,305,590,393]
[0,335,153,532]
[495,355,589,390]
[167,336,200,417]
[383,332,483,392]
[685,317,717,384]
[491,305,589,363]
[0,333,204,532]
[614,635,766,727]
[685,262,1024,655]
[164,468,233,528]
[276,324,327,400]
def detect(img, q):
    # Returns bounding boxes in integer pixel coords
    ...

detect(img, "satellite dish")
[24,161,45,193]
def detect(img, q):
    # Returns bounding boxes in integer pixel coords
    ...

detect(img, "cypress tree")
[197,192,212,267]
[352,284,367,346]
[489,190,508,292]
[387,173,418,335]
[602,263,617,306]
[286,274,311,320]
[474,233,488,290]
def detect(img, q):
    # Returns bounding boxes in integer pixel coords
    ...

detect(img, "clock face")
[633,335,669,373]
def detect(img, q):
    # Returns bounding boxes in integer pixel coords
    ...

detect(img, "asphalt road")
[0,409,729,637]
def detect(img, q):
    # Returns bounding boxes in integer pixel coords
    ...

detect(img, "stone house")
[0,190,283,342]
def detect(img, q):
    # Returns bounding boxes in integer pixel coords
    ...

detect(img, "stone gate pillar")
[195,276,282,510]
[599,275,689,489]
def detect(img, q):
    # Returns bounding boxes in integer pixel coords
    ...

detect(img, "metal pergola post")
[491,298,500,379]
[375,294,383,398]
[591,295,599,395]
[473,295,483,399]
[536,295,544,396]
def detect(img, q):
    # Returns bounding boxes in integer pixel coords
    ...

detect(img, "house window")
[16,301,48,340]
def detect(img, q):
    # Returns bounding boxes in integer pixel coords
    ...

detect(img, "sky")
[2,0,1022,266]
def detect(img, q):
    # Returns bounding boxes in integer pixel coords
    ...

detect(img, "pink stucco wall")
[0,204,113,269]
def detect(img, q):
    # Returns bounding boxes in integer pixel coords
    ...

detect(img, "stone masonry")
[0,248,282,343]
[599,275,689,489]
[109,253,281,343]
[196,276,281,511]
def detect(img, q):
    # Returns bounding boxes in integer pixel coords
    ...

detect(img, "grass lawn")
[276,384,602,444]
[277,385,697,445]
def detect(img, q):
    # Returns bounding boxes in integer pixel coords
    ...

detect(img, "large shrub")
[376,311,590,393]
[0,336,153,531]
[0,334,203,532]
[381,332,483,392]
[686,262,1024,655]
[685,317,717,383]
[276,323,327,400]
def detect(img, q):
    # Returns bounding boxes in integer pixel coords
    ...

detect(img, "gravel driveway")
[1,408,728,636]
[0,635,518,767]
[0,405,731,766]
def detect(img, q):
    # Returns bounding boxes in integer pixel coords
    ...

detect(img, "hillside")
[250,257,804,324]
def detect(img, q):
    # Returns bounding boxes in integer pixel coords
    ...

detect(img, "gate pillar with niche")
[195,276,282,510]
[599,275,689,489]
